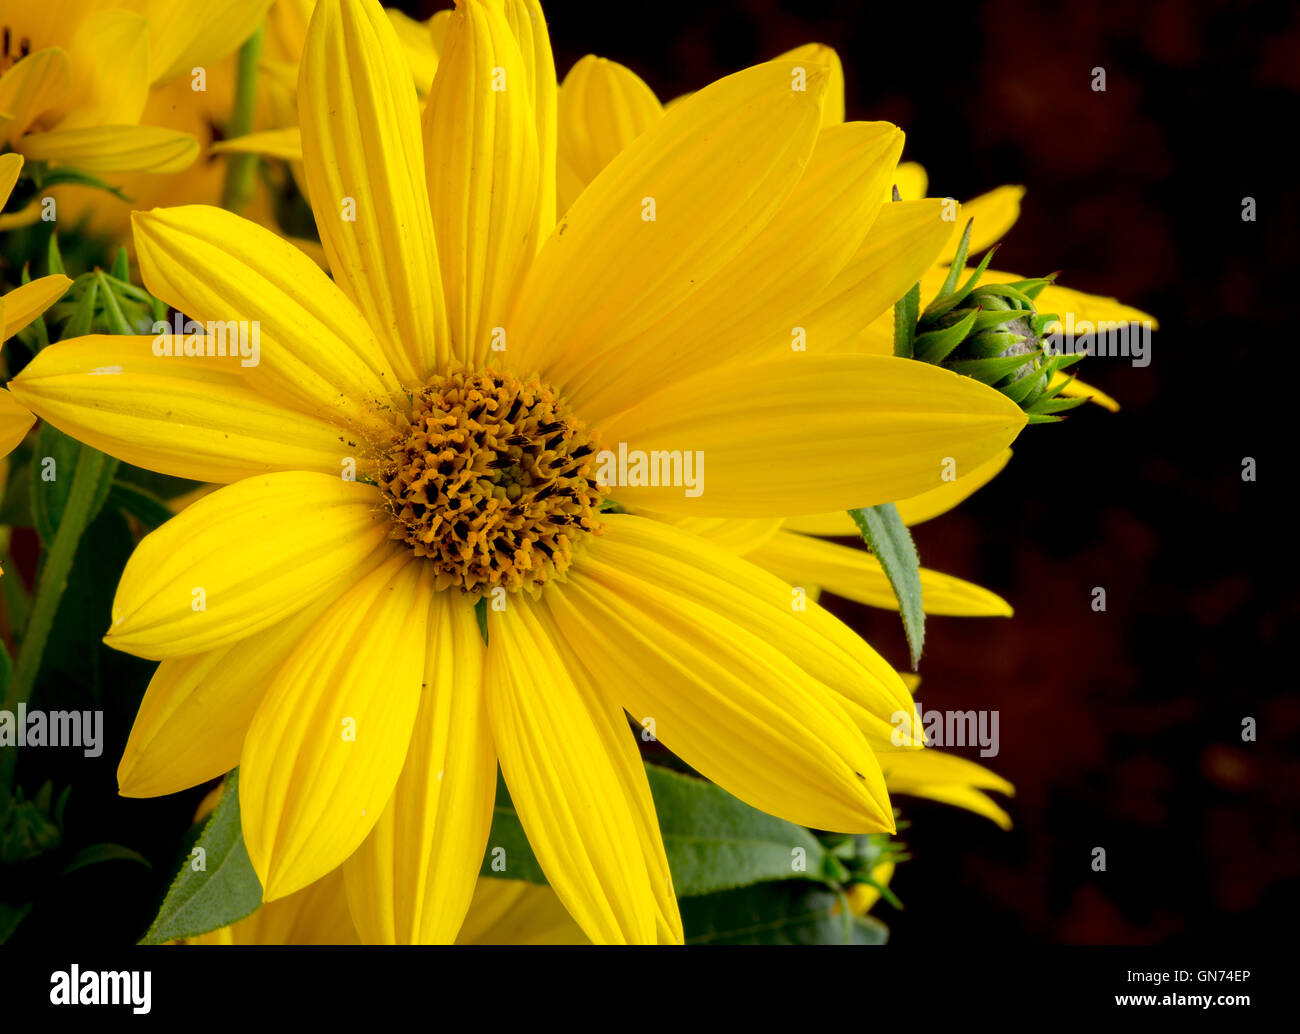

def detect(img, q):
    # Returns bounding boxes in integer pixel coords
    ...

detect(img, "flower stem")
[0,448,109,795]
[220,25,265,214]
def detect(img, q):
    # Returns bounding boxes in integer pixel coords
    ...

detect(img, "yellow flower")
[11,0,1025,944]
[0,153,72,458]
[0,0,273,187]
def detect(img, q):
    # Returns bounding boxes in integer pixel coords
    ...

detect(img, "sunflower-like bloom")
[10,0,1025,944]
[0,0,271,189]
[0,154,71,456]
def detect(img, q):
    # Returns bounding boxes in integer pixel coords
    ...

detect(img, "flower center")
[377,368,607,596]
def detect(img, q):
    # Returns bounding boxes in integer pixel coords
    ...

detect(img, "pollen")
[377,368,607,596]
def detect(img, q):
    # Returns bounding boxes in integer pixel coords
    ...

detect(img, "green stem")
[220,25,265,214]
[0,449,108,794]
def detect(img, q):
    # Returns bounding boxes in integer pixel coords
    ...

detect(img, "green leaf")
[474,596,489,645]
[110,246,130,282]
[0,901,34,944]
[680,881,890,945]
[62,842,152,876]
[61,277,98,339]
[481,763,828,897]
[140,770,262,944]
[29,426,118,548]
[848,502,925,668]
[107,479,175,530]
[94,270,134,335]
[47,233,65,276]
[893,281,920,358]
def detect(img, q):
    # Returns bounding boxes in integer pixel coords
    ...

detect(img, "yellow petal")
[210,126,303,160]
[457,878,588,945]
[58,9,150,128]
[0,153,21,209]
[892,161,927,200]
[117,569,365,799]
[569,120,905,425]
[502,0,557,239]
[9,335,360,483]
[1051,372,1119,412]
[298,0,446,384]
[549,515,905,832]
[1035,278,1159,330]
[800,199,957,353]
[343,591,495,944]
[137,0,274,85]
[1,274,71,340]
[783,448,1012,533]
[556,55,662,214]
[386,9,440,94]
[877,748,1014,829]
[105,472,391,659]
[0,388,34,458]
[773,43,844,125]
[241,552,432,900]
[506,58,827,384]
[422,0,541,368]
[643,514,785,556]
[948,184,1024,254]
[19,124,197,173]
[748,529,1012,617]
[600,353,1026,517]
[893,447,1012,524]
[132,205,402,432]
[0,47,72,143]
[485,595,680,945]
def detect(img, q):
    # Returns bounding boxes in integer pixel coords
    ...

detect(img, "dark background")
[477,0,1295,944]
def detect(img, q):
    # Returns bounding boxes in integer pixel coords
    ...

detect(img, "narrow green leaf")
[140,770,262,944]
[893,281,920,359]
[848,502,925,668]
[474,596,489,645]
[110,246,130,282]
[62,842,152,876]
[0,901,34,944]
[107,479,175,530]
[62,278,98,339]
[46,233,65,276]
[95,270,134,336]
[30,425,117,548]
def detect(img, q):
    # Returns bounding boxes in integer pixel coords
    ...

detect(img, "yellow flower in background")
[210,1,450,176]
[11,0,1025,944]
[0,154,72,457]
[0,0,273,192]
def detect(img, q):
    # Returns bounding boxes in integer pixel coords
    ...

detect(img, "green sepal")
[912,308,978,365]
